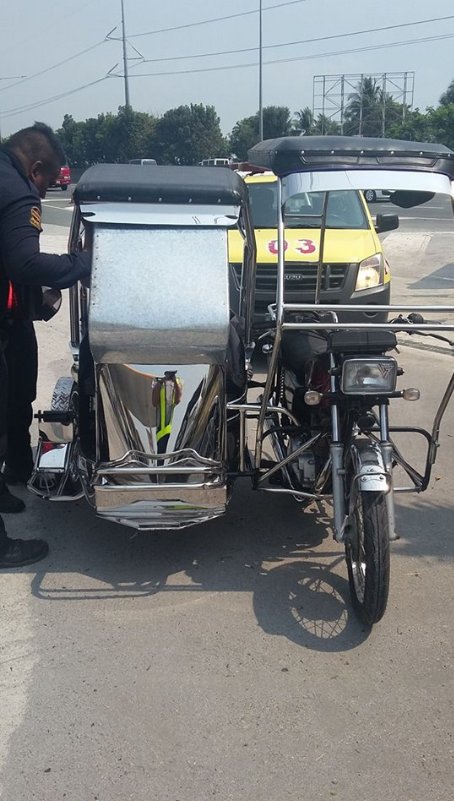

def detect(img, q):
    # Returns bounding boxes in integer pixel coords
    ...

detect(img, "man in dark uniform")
[0,122,91,568]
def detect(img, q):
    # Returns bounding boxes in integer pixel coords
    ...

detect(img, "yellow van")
[228,172,395,329]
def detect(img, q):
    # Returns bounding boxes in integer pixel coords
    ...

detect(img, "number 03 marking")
[296,238,316,254]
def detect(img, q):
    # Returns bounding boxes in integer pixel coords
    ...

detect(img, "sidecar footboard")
[93,476,227,531]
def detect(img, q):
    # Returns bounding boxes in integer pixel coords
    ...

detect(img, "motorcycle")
[30,138,454,625]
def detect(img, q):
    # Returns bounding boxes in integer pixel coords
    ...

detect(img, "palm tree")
[293,107,314,135]
[344,77,383,136]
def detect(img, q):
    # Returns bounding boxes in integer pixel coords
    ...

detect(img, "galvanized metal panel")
[89,227,231,364]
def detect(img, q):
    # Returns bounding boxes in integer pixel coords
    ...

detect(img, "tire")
[51,377,75,412]
[61,185,68,191]
[364,189,376,203]
[345,490,390,625]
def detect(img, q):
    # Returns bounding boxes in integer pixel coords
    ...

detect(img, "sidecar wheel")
[345,490,390,626]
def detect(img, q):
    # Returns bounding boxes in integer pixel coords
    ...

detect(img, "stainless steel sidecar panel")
[96,363,225,463]
[89,226,230,365]
[93,486,227,531]
[81,362,230,529]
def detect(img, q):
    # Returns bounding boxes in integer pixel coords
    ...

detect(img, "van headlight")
[341,357,397,395]
[355,253,383,291]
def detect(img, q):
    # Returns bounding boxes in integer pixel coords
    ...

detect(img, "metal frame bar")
[252,173,454,525]
[96,466,222,476]
[68,205,81,350]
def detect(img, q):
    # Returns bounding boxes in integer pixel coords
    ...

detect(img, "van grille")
[232,262,349,292]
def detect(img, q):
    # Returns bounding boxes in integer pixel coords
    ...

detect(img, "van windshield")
[248,184,369,230]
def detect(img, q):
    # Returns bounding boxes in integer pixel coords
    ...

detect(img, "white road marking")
[41,202,72,211]
[398,216,453,221]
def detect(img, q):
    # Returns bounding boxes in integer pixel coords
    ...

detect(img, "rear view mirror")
[375,213,399,234]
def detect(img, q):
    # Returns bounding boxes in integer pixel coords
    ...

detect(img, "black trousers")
[3,318,38,476]
[0,346,8,550]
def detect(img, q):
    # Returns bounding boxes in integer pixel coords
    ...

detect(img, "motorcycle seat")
[328,330,397,354]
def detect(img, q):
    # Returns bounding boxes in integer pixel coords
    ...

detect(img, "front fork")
[330,355,395,542]
[330,354,348,542]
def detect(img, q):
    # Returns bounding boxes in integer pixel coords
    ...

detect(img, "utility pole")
[120,0,131,108]
[259,0,263,141]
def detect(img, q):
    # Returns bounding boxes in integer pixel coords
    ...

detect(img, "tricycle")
[30,137,454,625]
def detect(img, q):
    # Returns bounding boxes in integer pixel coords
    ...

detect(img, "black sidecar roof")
[73,164,248,206]
[248,136,454,179]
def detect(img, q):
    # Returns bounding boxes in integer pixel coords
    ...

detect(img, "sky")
[1,0,454,138]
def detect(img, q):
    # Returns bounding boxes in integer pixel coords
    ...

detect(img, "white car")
[363,188,392,203]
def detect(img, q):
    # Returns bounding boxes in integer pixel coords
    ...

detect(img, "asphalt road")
[41,187,74,228]
[0,196,453,801]
[1,340,453,801]
[370,193,454,233]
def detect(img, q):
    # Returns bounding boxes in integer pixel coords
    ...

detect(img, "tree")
[229,115,257,160]
[57,114,87,165]
[292,107,314,135]
[439,79,454,106]
[229,106,293,159]
[312,114,341,136]
[388,108,436,143]
[343,76,404,137]
[102,106,157,163]
[149,104,228,165]
[344,77,381,136]
[57,107,158,165]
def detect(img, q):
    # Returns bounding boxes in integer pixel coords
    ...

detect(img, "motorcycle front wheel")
[345,490,390,625]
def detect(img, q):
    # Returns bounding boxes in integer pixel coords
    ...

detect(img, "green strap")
[156,382,173,442]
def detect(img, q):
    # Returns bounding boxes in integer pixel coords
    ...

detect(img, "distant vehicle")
[129,158,157,165]
[363,189,392,203]
[50,165,71,191]
[200,158,230,167]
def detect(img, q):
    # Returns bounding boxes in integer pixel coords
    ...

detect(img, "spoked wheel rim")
[345,485,390,626]
[347,498,367,605]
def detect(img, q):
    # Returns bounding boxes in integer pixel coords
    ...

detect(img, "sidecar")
[30,165,256,529]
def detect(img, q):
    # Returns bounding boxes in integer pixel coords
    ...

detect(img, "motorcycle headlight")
[355,253,383,291]
[341,357,397,395]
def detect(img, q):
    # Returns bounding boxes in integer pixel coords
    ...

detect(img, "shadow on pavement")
[3,478,375,653]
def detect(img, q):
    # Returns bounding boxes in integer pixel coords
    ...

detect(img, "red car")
[50,165,71,191]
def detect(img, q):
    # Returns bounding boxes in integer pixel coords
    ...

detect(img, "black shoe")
[0,485,25,513]
[0,537,49,568]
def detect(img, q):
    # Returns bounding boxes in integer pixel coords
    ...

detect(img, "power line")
[125,0,308,39]
[0,38,111,95]
[124,30,454,79]
[1,76,111,120]
[3,24,453,121]
[132,14,454,66]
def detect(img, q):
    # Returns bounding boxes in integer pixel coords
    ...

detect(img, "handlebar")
[389,313,454,346]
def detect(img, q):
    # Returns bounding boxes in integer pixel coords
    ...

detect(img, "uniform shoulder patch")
[30,206,42,230]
